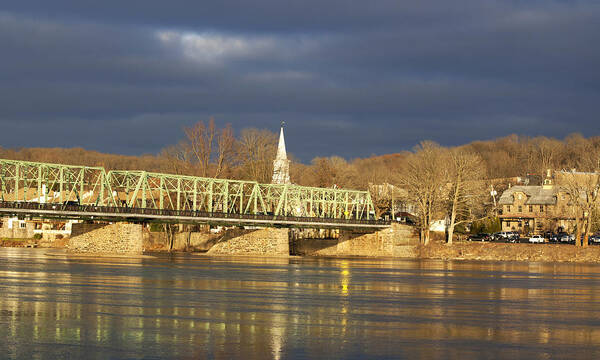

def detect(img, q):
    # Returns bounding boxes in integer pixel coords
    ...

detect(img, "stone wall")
[337,223,418,257]
[0,217,35,239]
[69,223,143,255]
[291,223,418,257]
[207,227,289,255]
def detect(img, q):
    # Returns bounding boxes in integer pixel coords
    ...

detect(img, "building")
[272,124,291,185]
[1,216,78,241]
[498,170,575,234]
[0,217,35,239]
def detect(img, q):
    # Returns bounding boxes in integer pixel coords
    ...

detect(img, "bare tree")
[161,118,235,178]
[367,183,404,219]
[308,156,358,188]
[398,141,449,245]
[236,128,278,183]
[184,119,215,177]
[446,149,487,244]
[531,137,563,175]
[214,123,235,178]
[559,150,600,247]
[158,141,192,175]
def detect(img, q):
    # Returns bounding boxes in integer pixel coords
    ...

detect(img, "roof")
[498,186,557,205]
[275,126,287,161]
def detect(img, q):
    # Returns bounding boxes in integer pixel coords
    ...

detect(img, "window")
[507,205,511,212]
[529,205,533,212]
[540,205,544,212]
[518,205,522,212]
[20,222,26,229]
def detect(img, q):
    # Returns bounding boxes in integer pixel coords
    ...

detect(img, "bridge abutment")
[293,223,418,257]
[337,223,418,257]
[207,227,289,256]
[69,223,143,255]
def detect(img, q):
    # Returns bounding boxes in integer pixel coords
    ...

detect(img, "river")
[1,248,600,359]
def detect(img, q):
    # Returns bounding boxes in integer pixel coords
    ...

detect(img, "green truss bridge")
[0,159,389,229]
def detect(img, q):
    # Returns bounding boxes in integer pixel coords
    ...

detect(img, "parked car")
[559,233,574,243]
[507,231,520,242]
[529,234,545,243]
[590,234,600,244]
[468,233,490,242]
[495,231,513,241]
[491,232,504,241]
[543,232,555,242]
[546,233,559,243]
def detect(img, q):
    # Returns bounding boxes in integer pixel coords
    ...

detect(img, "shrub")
[149,223,163,232]
[470,217,501,234]
[33,234,42,240]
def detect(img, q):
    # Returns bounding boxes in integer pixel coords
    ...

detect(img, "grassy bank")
[0,238,32,247]
[420,242,600,263]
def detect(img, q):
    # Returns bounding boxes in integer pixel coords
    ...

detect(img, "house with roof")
[498,171,575,234]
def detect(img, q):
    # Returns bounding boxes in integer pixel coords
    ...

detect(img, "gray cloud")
[0,1,599,161]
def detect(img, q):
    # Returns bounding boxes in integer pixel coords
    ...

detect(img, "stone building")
[0,216,79,240]
[498,170,576,234]
[0,217,35,239]
[271,124,291,185]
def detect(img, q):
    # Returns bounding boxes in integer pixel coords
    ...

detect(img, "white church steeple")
[272,122,291,184]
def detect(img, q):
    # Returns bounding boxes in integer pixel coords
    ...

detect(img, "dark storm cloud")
[0,1,599,161]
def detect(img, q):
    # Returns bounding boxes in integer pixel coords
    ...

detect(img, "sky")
[1,1,599,162]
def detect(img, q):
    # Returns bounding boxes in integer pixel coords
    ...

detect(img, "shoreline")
[419,242,600,263]
[5,242,600,263]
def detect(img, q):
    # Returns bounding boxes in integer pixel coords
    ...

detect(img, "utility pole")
[390,183,395,222]
[490,185,498,217]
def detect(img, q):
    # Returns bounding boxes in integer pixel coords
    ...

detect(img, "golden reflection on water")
[2,250,600,359]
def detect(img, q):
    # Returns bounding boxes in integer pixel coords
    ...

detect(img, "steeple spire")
[276,122,287,160]
[272,122,291,184]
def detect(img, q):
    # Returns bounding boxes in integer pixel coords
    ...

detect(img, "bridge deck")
[0,201,390,230]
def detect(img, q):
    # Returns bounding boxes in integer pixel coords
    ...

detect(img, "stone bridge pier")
[68,223,143,255]
[291,223,418,257]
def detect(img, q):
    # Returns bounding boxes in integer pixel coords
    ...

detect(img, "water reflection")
[1,249,600,359]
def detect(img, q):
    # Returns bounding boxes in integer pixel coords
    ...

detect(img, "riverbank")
[5,237,600,263]
[0,238,30,247]
[420,242,600,263]
[1,237,69,249]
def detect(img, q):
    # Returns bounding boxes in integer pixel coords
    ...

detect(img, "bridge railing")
[0,201,390,227]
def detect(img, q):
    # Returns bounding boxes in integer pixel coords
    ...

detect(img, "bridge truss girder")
[0,159,375,220]
[0,159,113,206]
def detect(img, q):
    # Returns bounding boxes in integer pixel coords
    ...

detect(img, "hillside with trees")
[2,120,599,244]
[3,122,598,187]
